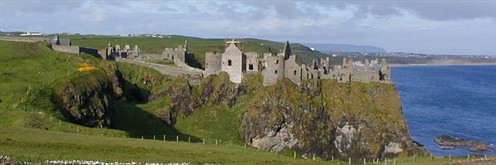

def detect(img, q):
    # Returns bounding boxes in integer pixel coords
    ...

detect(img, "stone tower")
[263,54,285,86]
[221,40,244,83]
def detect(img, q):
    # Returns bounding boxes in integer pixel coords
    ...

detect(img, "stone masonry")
[106,43,140,60]
[203,39,391,86]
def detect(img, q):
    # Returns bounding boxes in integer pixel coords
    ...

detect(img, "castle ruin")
[106,43,140,60]
[99,38,391,85]
[203,39,260,83]
[204,39,391,86]
[49,36,100,58]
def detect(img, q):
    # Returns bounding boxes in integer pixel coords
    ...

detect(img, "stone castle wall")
[263,55,285,86]
[162,46,186,62]
[284,55,302,85]
[221,43,244,83]
[245,52,259,73]
[202,40,391,86]
[52,45,80,54]
[204,52,222,76]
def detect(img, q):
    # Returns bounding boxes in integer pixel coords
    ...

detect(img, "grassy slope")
[0,40,477,164]
[0,40,127,136]
[0,128,467,165]
[0,128,335,165]
[0,41,330,164]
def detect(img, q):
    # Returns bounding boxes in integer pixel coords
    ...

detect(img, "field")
[0,128,481,165]
[0,128,336,164]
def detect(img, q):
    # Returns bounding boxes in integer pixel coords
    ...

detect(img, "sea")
[391,65,496,156]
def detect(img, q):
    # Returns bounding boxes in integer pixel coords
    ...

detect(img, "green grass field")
[0,128,476,165]
[0,128,337,164]
[1,40,491,165]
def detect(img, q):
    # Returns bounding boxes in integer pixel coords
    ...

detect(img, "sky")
[1,0,495,55]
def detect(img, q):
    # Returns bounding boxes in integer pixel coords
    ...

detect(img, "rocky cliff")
[240,78,428,162]
[51,69,123,128]
[47,62,427,162]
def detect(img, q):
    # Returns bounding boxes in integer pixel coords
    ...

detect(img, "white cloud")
[0,0,494,55]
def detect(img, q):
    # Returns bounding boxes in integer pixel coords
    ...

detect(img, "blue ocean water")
[392,65,496,156]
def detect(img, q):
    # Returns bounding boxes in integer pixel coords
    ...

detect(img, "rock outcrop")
[434,135,494,152]
[51,70,122,128]
[48,61,428,162]
[240,78,428,163]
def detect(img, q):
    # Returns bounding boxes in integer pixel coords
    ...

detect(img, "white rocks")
[250,123,299,152]
[384,142,404,154]
[334,122,358,152]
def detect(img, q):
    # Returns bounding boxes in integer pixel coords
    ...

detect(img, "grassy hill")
[0,40,339,164]
[0,40,484,164]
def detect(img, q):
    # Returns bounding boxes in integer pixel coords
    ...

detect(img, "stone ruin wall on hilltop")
[203,39,392,86]
[47,37,391,85]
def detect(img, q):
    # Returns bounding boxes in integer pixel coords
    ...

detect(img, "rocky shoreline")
[434,135,494,152]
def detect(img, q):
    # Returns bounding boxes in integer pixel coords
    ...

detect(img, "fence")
[19,112,496,165]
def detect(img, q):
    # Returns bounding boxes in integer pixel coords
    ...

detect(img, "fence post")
[331,156,334,161]
[348,157,351,164]
[293,151,296,159]
[163,135,165,141]
[449,155,451,161]
[363,158,366,164]
[188,136,191,143]
[393,157,396,165]
[215,140,218,146]
[141,136,143,139]
[153,135,156,140]
[312,154,315,160]
[176,135,179,142]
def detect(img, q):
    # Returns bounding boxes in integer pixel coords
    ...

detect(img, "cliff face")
[51,70,122,128]
[239,78,428,162]
[48,62,426,162]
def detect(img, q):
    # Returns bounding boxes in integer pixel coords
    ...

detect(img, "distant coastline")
[390,63,496,67]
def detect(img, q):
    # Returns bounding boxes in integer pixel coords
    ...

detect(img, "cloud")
[0,0,494,55]
[1,0,85,14]
[80,8,106,23]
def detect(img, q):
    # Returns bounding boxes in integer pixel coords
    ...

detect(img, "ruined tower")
[263,53,285,86]
[221,39,244,83]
